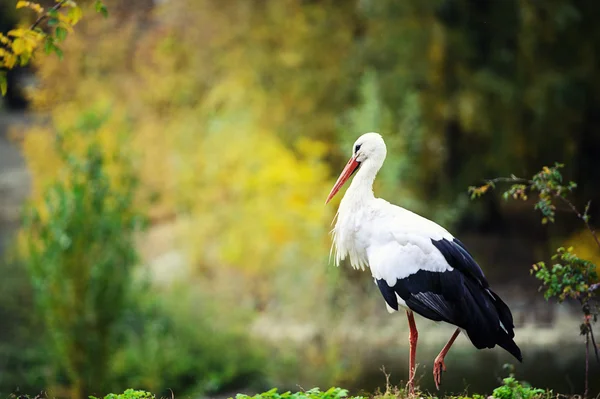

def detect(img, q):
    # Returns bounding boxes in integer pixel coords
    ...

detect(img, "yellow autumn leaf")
[15,1,43,13]
[27,30,45,41]
[57,14,75,32]
[11,38,29,55]
[7,28,28,38]
[2,52,16,68]
[29,3,44,13]
[67,6,83,25]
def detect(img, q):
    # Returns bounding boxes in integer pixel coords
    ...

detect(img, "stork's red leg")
[406,310,418,395]
[433,328,460,390]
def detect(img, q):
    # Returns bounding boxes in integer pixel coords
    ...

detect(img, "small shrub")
[20,108,145,399]
[91,389,154,399]
[469,162,599,396]
[491,377,547,399]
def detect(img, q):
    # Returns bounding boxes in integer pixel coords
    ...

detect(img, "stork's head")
[326,132,387,204]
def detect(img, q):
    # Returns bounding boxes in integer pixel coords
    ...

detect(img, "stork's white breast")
[363,199,455,285]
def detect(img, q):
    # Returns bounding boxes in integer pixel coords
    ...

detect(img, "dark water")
[348,344,600,396]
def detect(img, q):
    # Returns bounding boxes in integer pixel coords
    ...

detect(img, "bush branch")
[486,177,534,185]
[554,195,600,251]
[30,0,67,31]
[589,323,599,363]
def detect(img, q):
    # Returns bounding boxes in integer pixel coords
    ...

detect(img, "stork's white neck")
[331,157,384,269]
[330,132,387,269]
[339,157,383,209]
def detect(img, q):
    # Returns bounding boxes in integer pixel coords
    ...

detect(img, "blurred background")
[0,0,599,398]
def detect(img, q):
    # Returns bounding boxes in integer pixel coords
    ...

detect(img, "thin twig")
[29,0,68,31]
[554,195,600,251]
[585,331,589,399]
[490,174,600,252]
[486,177,534,186]
[589,323,600,364]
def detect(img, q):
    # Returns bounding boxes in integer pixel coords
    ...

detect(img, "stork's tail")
[497,333,523,362]
[489,289,523,362]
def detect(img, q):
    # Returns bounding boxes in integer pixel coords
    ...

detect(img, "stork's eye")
[354,144,362,153]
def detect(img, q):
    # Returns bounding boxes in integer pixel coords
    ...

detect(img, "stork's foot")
[433,356,447,390]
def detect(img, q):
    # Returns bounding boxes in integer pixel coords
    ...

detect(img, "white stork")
[325,132,522,393]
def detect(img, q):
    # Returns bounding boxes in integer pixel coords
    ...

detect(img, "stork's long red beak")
[325,156,360,204]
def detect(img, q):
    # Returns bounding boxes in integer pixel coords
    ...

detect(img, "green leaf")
[54,46,63,60]
[0,71,7,96]
[44,36,55,54]
[19,50,31,66]
[94,0,108,18]
[55,26,67,42]
[47,17,59,26]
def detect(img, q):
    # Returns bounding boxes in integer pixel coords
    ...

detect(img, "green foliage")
[529,164,577,224]
[112,287,265,396]
[491,377,547,399]
[94,0,109,18]
[230,382,552,399]
[20,108,144,399]
[91,389,155,399]
[469,163,579,224]
[532,247,598,302]
[235,387,363,399]
[0,70,6,95]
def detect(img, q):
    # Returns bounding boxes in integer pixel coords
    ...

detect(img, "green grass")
[87,378,554,399]
[231,381,553,399]
[10,377,566,399]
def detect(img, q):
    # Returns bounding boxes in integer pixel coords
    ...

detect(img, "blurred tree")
[20,0,364,392]
[20,107,145,399]
[356,0,600,231]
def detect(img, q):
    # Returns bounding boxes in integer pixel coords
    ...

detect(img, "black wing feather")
[431,237,489,288]
[375,238,522,362]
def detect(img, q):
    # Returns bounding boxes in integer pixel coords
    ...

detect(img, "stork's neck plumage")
[332,157,384,269]
[339,157,382,209]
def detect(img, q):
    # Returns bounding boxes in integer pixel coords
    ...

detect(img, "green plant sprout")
[487,364,549,399]
[90,389,155,399]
